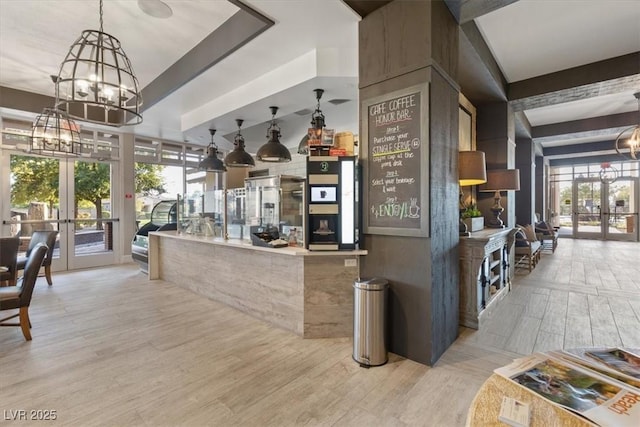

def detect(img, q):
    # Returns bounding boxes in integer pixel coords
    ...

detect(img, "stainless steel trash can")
[353,277,389,367]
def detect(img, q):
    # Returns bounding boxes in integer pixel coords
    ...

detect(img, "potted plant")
[462,204,484,232]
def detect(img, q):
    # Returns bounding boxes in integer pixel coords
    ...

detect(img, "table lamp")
[480,169,520,228]
[458,151,487,235]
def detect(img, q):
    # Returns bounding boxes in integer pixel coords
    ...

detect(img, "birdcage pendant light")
[55,0,142,127]
[31,76,82,157]
[615,92,640,161]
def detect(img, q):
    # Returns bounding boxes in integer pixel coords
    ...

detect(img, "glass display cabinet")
[244,175,305,247]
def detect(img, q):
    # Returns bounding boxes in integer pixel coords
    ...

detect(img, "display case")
[244,175,305,247]
[132,199,177,273]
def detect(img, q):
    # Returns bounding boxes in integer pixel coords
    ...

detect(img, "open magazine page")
[584,348,640,379]
[494,353,640,427]
[551,349,640,391]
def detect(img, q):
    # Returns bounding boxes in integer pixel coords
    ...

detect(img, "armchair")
[0,236,19,286]
[535,220,558,253]
[514,225,542,272]
[0,243,48,340]
[16,231,58,286]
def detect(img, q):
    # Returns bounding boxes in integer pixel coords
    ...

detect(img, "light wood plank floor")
[460,239,640,355]
[1,239,638,426]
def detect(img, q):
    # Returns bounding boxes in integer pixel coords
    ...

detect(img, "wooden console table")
[459,228,513,329]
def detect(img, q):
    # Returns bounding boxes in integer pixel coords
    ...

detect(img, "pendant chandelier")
[30,76,82,157]
[55,0,142,127]
[599,162,618,184]
[615,92,640,161]
[198,129,226,173]
[298,89,326,155]
[256,106,291,163]
[224,119,255,167]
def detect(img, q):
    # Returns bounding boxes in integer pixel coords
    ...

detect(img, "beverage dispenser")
[306,156,357,250]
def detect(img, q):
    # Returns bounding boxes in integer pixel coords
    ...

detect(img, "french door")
[573,177,639,241]
[1,152,119,271]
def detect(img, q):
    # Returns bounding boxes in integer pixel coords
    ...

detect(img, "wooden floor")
[0,239,638,426]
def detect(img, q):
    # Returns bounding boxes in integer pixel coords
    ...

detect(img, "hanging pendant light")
[30,76,82,157]
[599,162,618,184]
[55,0,142,127]
[224,119,255,167]
[257,106,291,162]
[615,92,640,161]
[298,89,326,155]
[198,129,226,173]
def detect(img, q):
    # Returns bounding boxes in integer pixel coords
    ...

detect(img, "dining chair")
[0,236,20,287]
[0,243,48,341]
[16,230,58,286]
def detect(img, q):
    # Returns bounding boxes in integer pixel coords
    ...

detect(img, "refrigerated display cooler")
[132,200,177,273]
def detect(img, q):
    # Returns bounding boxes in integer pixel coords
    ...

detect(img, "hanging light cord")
[311,89,325,129]
[235,120,244,147]
[99,0,104,32]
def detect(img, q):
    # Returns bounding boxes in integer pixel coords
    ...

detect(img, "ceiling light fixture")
[257,106,291,163]
[615,91,640,161]
[30,75,82,157]
[298,89,326,155]
[137,0,173,19]
[55,0,142,127]
[599,162,618,184]
[198,129,226,173]
[224,119,255,168]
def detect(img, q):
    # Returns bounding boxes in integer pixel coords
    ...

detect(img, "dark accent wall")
[358,0,459,366]
[535,156,545,220]
[515,137,536,226]
[476,102,517,227]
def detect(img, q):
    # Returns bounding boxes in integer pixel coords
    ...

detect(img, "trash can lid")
[353,277,389,290]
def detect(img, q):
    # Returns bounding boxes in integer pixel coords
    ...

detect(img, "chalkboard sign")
[362,84,429,237]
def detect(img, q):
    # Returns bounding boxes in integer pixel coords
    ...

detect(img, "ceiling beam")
[342,1,392,18]
[458,21,508,104]
[0,86,53,115]
[140,0,274,112]
[444,0,519,24]
[548,153,627,167]
[508,52,640,112]
[533,111,637,139]
[542,139,616,157]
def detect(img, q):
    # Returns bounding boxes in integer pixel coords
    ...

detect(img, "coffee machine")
[306,156,357,250]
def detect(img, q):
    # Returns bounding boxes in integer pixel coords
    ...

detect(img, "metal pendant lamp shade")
[198,129,226,173]
[30,107,82,157]
[257,106,291,162]
[55,0,142,127]
[615,91,640,161]
[224,119,255,167]
[458,151,487,186]
[298,88,326,155]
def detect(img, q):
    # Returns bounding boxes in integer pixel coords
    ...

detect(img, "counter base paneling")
[149,232,365,338]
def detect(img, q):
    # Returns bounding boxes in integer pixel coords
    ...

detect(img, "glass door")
[573,178,603,238]
[2,152,119,271]
[573,177,639,241]
[67,158,119,269]
[605,177,638,241]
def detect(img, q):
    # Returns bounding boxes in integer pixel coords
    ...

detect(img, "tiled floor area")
[0,238,638,426]
[460,238,640,355]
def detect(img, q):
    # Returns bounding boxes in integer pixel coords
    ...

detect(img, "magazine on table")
[550,349,640,391]
[494,353,640,427]
[584,348,640,379]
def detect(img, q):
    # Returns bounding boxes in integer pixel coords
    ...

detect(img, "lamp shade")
[256,106,291,163]
[198,129,226,173]
[480,169,520,192]
[458,151,487,186]
[225,119,255,167]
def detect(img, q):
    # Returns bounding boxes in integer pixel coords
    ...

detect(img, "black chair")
[0,243,48,340]
[0,236,20,287]
[16,231,58,286]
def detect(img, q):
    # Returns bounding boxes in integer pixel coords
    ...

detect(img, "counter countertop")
[149,231,368,257]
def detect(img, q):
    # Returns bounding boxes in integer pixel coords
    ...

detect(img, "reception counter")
[148,231,367,338]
